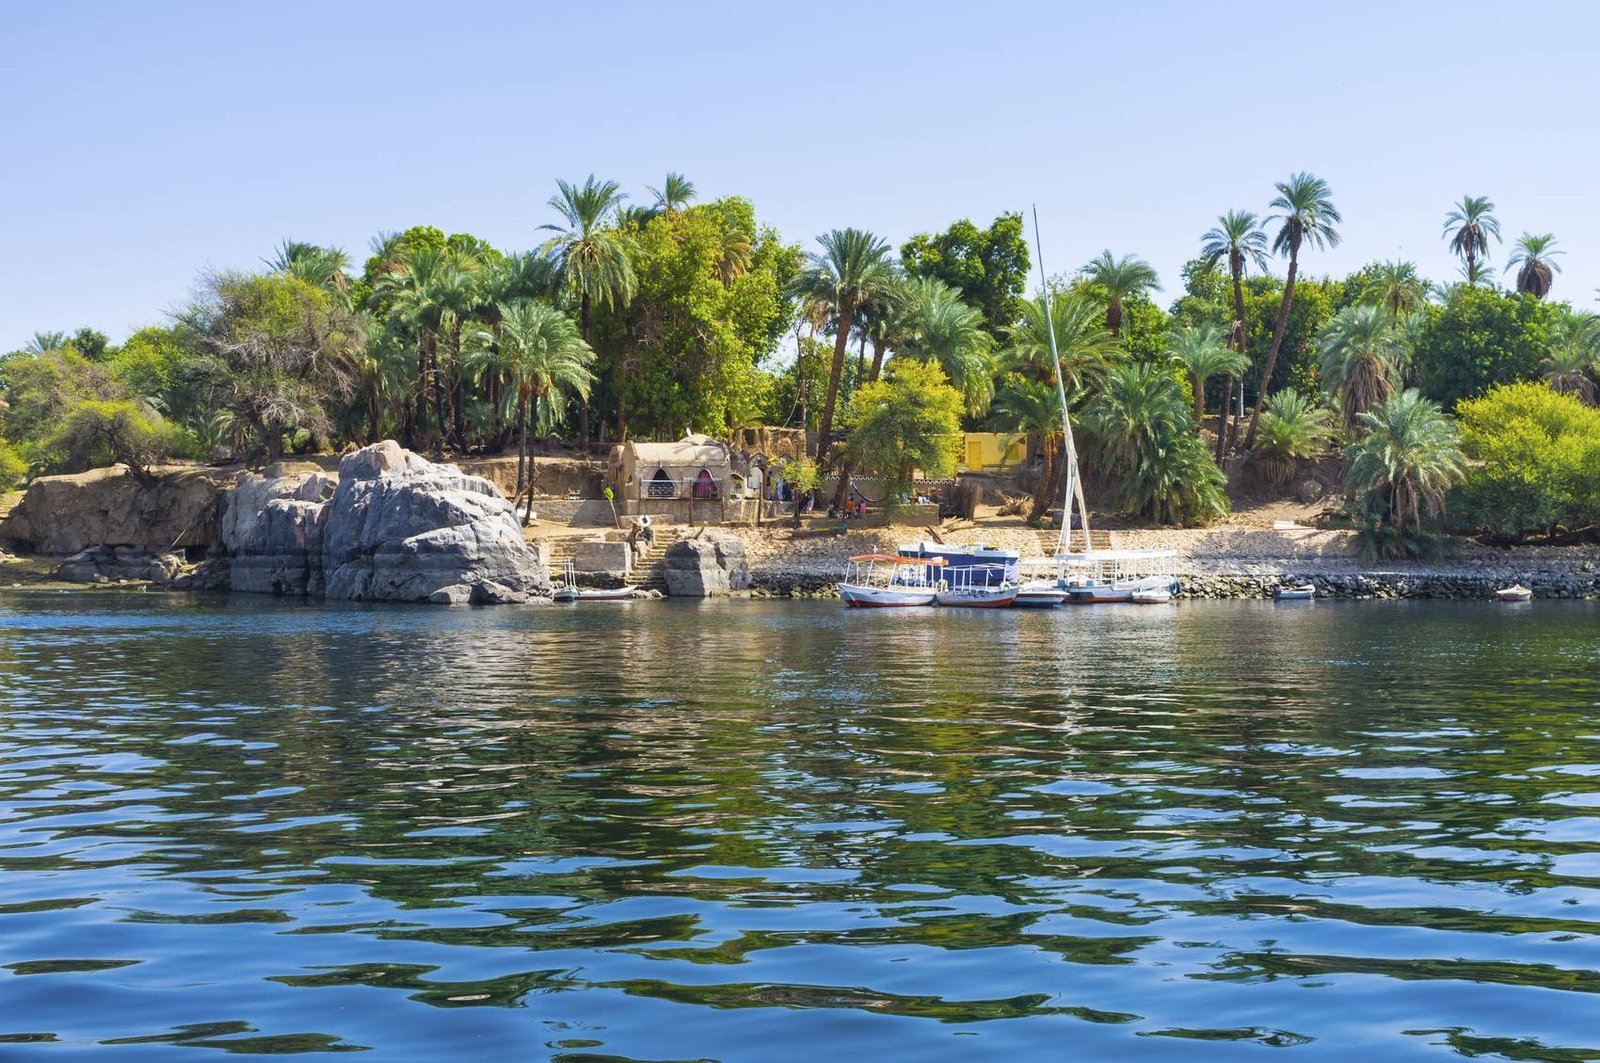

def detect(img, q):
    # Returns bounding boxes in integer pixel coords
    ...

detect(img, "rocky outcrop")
[218,441,549,604]
[0,465,233,555]
[663,536,751,597]
[57,546,186,585]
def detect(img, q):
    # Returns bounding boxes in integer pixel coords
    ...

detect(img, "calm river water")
[1,592,1598,1059]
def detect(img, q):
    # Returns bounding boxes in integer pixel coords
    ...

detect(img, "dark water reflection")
[2,592,1599,1059]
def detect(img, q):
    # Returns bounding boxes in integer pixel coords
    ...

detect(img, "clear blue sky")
[4,0,1597,351]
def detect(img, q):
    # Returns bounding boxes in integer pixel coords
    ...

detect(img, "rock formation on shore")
[0,465,232,555]
[211,441,550,604]
[663,535,751,597]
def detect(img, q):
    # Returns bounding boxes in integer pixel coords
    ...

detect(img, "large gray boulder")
[663,536,751,597]
[219,442,549,604]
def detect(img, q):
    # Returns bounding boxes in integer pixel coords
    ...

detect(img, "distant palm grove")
[4,172,1599,556]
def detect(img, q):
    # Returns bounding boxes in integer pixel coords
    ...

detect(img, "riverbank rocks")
[218,441,549,604]
[0,465,232,555]
[664,535,751,597]
[57,546,186,585]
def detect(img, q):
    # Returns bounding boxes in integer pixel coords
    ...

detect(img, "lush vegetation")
[5,172,1597,545]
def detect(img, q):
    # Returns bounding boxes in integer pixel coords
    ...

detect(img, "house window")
[646,469,675,499]
[692,468,718,500]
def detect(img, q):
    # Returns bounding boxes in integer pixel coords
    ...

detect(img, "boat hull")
[936,588,1019,608]
[1013,584,1068,607]
[1273,587,1315,600]
[1131,590,1172,604]
[576,587,637,601]
[839,583,937,608]
[1066,588,1133,604]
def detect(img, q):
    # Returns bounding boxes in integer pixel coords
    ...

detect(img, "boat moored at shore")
[838,554,943,608]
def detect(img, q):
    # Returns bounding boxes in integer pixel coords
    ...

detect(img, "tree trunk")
[1243,250,1299,450]
[514,395,529,495]
[1028,435,1057,520]
[815,295,855,461]
[1193,376,1206,427]
[522,405,536,526]
[1218,259,1249,459]
[576,293,592,452]
[450,324,466,450]
[868,338,887,383]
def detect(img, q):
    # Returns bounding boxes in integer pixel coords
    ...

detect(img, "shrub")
[1344,390,1466,558]
[0,436,25,491]
[52,400,181,484]
[1453,382,1600,541]
[1251,390,1332,484]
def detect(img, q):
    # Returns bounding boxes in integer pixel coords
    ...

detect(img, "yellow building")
[959,432,1026,472]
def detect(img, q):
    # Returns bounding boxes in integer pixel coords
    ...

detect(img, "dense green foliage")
[843,360,963,501]
[900,214,1029,337]
[5,171,1591,537]
[1412,286,1558,407]
[1454,383,1600,542]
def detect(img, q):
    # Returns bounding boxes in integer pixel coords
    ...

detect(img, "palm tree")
[1085,362,1227,524]
[991,377,1064,519]
[1443,195,1501,283]
[895,278,996,415]
[267,240,352,306]
[1244,172,1342,450]
[1544,314,1599,403]
[1505,233,1563,298]
[1345,389,1467,551]
[1001,291,1120,397]
[1252,390,1332,484]
[1080,250,1160,338]
[1199,210,1270,457]
[24,331,67,354]
[466,301,594,522]
[1168,324,1247,425]
[1317,304,1408,429]
[1361,260,1429,322]
[373,246,457,448]
[789,228,897,458]
[647,172,696,214]
[538,175,637,447]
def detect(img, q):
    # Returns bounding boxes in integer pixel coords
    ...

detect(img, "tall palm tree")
[1081,250,1160,338]
[789,228,896,458]
[895,278,996,415]
[1086,362,1227,525]
[374,246,456,448]
[538,175,637,447]
[1199,210,1270,458]
[24,331,68,354]
[1505,232,1563,298]
[1362,260,1429,322]
[647,172,696,214]
[1443,195,1501,283]
[1345,389,1466,546]
[466,301,594,522]
[1317,304,1408,429]
[1001,291,1121,397]
[1244,172,1342,450]
[1168,324,1247,425]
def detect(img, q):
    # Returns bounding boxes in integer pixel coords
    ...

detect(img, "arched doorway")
[693,468,718,499]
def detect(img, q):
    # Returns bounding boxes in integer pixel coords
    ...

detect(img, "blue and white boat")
[898,541,1020,587]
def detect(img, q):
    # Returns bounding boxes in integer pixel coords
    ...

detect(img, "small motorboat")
[1013,580,1069,607]
[1495,584,1533,602]
[552,561,637,603]
[1273,583,1316,601]
[1131,586,1173,604]
[838,554,941,608]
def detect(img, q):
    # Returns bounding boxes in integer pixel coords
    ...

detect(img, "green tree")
[1317,304,1408,429]
[790,228,897,459]
[990,375,1064,519]
[1344,389,1467,557]
[1454,382,1600,541]
[185,273,360,461]
[900,213,1030,337]
[842,359,963,504]
[1085,361,1229,525]
[51,399,181,484]
[268,240,353,307]
[1251,390,1332,484]
[467,300,594,521]
[1080,250,1160,338]
[0,435,24,490]
[1001,291,1120,396]
[1245,172,1342,448]
[0,348,122,461]
[1443,195,1501,283]
[1199,211,1270,456]
[1351,260,1430,322]
[1505,232,1562,298]
[893,277,996,415]
[539,176,637,447]
[1412,285,1558,406]
[1168,323,1246,425]
[647,172,697,215]
[1542,315,1599,404]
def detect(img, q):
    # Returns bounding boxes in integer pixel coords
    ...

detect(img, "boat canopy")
[848,553,948,565]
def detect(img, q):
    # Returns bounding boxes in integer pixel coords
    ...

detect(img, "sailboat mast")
[1030,206,1091,556]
